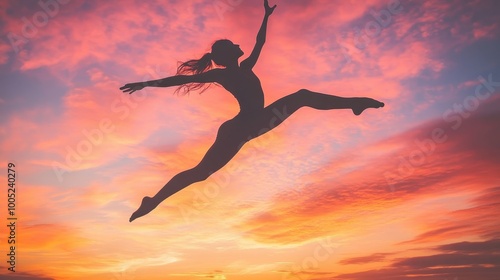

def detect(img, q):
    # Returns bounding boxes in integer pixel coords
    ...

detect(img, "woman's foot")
[352,98,385,116]
[129,196,157,222]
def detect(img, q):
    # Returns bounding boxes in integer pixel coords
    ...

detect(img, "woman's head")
[210,39,244,66]
[176,39,243,74]
[175,39,243,95]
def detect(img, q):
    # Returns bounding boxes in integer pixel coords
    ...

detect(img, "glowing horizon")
[1,0,499,279]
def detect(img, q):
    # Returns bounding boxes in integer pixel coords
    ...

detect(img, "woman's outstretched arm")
[240,0,276,70]
[120,69,224,94]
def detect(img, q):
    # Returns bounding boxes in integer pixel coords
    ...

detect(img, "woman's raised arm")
[240,0,276,70]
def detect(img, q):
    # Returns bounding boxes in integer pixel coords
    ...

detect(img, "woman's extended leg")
[248,89,384,138]
[129,120,247,222]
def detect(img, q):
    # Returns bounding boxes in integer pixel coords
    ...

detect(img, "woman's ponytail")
[175,53,214,95]
[177,52,213,75]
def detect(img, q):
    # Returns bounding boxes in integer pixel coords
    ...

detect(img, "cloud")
[394,253,500,269]
[334,238,500,279]
[339,253,392,265]
[437,238,500,254]
[235,96,500,245]
[400,186,500,245]
[333,266,500,280]
[0,0,232,73]
[14,223,90,261]
[0,271,54,280]
[1,1,500,280]
[332,185,500,279]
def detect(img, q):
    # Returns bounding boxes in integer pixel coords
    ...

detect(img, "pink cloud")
[235,96,500,245]
[473,22,500,40]
[1,1,499,279]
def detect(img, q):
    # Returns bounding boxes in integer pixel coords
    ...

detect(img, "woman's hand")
[120,82,145,94]
[264,0,276,16]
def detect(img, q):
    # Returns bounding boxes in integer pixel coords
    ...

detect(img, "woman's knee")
[294,88,311,97]
[285,88,312,109]
[181,167,211,183]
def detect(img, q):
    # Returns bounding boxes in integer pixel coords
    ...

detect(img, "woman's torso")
[218,67,265,115]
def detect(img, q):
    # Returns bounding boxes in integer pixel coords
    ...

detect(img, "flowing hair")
[174,52,214,95]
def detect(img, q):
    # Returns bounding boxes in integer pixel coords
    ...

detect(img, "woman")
[120,0,384,222]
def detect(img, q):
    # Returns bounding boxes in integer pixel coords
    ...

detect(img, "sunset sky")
[1,0,500,279]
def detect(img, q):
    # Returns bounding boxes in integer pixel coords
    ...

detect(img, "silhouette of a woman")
[120,0,384,222]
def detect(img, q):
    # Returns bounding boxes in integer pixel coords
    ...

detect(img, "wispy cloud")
[1,1,499,279]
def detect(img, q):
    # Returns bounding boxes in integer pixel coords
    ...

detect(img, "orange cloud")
[1,1,499,280]
[235,96,500,245]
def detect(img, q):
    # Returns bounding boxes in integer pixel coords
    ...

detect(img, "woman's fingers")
[264,0,272,9]
[120,83,143,94]
[264,0,276,14]
[120,84,136,92]
[122,88,134,94]
[120,83,134,89]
